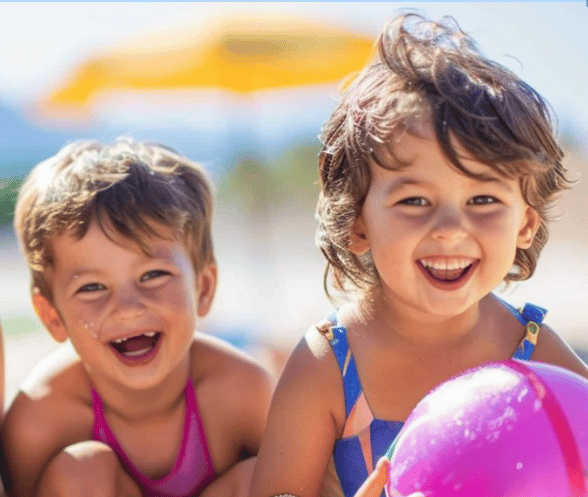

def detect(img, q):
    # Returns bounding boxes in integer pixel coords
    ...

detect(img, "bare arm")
[1,391,91,497]
[249,329,345,497]
[532,324,588,379]
[200,457,256,497]
[1,349,93,497]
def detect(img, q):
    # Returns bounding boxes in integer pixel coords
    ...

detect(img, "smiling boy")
[2,138,273,497]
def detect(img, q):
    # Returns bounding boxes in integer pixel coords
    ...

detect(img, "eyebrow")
[384,178,424,197]
[62,267,101,292]
[384,174,515,197]
[471,174,515,192]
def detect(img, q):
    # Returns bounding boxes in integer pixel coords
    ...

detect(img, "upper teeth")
[419,259,473,270]
[112,332,157,344]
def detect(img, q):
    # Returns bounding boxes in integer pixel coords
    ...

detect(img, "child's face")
[33,218,216,391]
[349,128,539,319]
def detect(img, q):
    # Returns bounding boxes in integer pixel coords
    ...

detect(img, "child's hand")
[354,458,424,497]
[354,457,389,497]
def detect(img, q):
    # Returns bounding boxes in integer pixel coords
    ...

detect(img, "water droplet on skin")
[534,399,542,411]
[516,462,523,470]
[80,319,99,338]
[453,483,462,491]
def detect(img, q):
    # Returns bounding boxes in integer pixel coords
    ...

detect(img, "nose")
[110,286,146,320]
[429,205,469,244]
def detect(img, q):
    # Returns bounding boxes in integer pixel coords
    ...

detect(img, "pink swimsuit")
[91,378,215,497]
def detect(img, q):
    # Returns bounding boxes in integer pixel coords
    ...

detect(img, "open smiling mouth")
[416,259,479,289]
[110,332,162,360]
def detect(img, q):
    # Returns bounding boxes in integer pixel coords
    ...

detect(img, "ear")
[516,207,541,249]
[196,263,217,317]
[348,214,370,256]
[32,291,68,343]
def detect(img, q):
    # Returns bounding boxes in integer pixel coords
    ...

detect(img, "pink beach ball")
[386,359,588,497]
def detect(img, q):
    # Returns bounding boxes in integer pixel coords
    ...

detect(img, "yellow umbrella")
[41,12,375,116]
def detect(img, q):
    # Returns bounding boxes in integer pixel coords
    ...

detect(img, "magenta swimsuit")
[91,378,215,497]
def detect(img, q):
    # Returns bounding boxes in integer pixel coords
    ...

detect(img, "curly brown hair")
[15,137,215,302]
[315,13,571,301]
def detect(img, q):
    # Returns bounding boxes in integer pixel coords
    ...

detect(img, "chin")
[421,294,478,318]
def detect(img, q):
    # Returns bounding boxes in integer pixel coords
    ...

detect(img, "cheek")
[155,282,197,317]
[55,296,103,340]
[471,210,519,239]
[77,317,100,339]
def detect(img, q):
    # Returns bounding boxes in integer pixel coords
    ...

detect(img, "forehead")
[371,123,505,182]
[51,218,182,264]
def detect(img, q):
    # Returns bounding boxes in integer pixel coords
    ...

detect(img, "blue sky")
[0,2,586,142]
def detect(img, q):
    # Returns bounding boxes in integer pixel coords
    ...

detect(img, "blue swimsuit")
[323,298,547,497]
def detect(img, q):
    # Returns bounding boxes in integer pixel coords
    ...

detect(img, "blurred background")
[1,2,587,408]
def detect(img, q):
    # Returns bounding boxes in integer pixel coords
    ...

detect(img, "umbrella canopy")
[41,12,375,116]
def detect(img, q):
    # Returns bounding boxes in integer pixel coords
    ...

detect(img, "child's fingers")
[387,487,425,497]
[354,457,389,497]
[369,458,425,497]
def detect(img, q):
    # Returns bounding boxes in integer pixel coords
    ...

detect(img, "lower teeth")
[124,348,151,357]
[428,265,471,282]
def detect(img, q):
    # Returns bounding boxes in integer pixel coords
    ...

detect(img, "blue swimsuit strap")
[498,299,547,360]
[325,299,547,414]
[323,313,363,417]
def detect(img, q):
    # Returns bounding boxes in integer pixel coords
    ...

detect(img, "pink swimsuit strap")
[91,377,215,497]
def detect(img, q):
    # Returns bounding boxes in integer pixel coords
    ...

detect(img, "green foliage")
[0,176,22,226]
[272,141,321,201]
[217,141,321,215]
[218,154,281,214]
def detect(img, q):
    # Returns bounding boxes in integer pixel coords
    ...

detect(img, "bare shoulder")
[188,333,275,473]
[189,333,275,395]
[1,344,94,495]
[249,324,343,497]
[282,322,340,387]
[269,322,345,434]
[532,323,588,379]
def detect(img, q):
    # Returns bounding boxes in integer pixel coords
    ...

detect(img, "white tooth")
[124,348,150,357]
[447,262,457,270]
[113,337,125,344]
[144,332,156,337]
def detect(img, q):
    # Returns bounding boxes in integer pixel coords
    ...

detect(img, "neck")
[348,292,492,351]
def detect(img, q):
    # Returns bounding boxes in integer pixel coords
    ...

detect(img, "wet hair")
[316,12,571,301]
[15,137,215,302]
